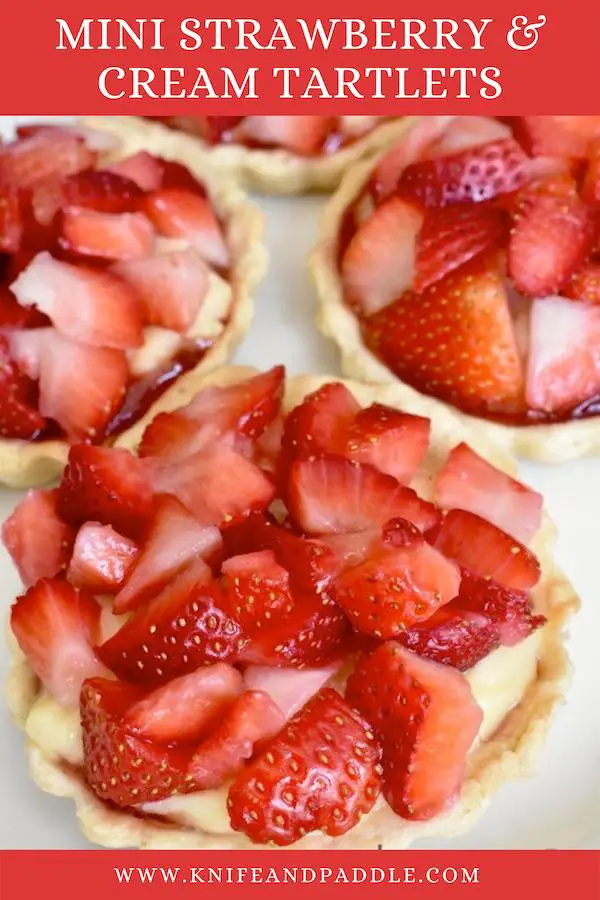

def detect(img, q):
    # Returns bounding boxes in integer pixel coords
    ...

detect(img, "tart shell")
[0,121,268,489]
[310,117,600,463]
[5,365,578,850]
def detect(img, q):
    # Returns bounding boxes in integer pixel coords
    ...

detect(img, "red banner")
[0,1,598,113]
[0,851,599,899]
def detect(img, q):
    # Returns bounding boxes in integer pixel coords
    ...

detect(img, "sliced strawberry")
[124,663,243,743]
[61,168,144,212]
[58,208,155,261]
[6,328,129,441]
[343,404,430,485]
[398,606,500,672]
[205,116,246,141]
[0,283,48,329]
[81,677,195,806]
[564,263,600,305]
[0,334,45,439]
[140,366,284,460]
[414,205,505,293]
[508,176,597,297]
[287,456,439,535]
[525,295,600,413]
[0,185,22,252]
[67,523,139,594]
[424,117,511,160]
[11,577,105,706]
[341,197,424,316]
[11,252,144,349]
[512,116,600,159]
[346,642,482,819]
[148,444,276,526]
[0,129,95,189]
[107,152,163,192]
[2,489,74,587]
[97,561,244,686]
[190,690,286,789]
[142,189,229,269]
[457,570,545,646]
[430,509,541,590]
[114,248,209,333]
[333,524,460,638]
[160,159,207,195]
[222,550,295,632]
[582,145,600,207]
[243,663,341,720]
[363,255,524,416]
[435,442,542,544]
[227,688,381,845]
[239,116,331,157]
[114,495,222,613]
[58,445,154,539]
[397,139,528,208]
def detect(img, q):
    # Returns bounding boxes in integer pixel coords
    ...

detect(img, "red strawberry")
[140,366,284,460]
[11,577,106,706]
[205,116,246,141]
[0,185,22,252]
[333,522,460,638]
[190,690,286,789]
[363,255,524,416]
[142,188,229,269]
[0,130,95,189]
[435,442,542,544]
[243,663,341,721]
[107,153,163,192]
[5,328,129,441]
[457,570,546,646]
[582,145,600,207]
[3,489,74,587]
[58,445,154,539]
[414,205,505,293]
[239,116,331,157]
[525,295,600,413]
[511,116,600,159]
[508,176,597,297]
[160,159,207,195]
[430,509,541,590]
[113,495,222,613]
[397,139,528,208]
[227,688,381,845]
[114,248,209,333]
[346,642,482,820]
[424,117,512,161]
[287,456,439,535]
[0,283,48,329]
[341,197,424,316]
[67,523,139,594]
[59,208,155,261]
[222,550,295,632]
[61,168,145,212]
[97,561,244,686]
[0,335,46,439]
[343,404,430,485]
[398,606,500,672]
[563,263,600,305]
[124,663,243,743]
[10,252,144,349]
[81,677,195,806]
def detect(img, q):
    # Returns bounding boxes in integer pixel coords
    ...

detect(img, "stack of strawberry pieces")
[341,115,600,421]
[5,366,546,846]
[0,124,229,443]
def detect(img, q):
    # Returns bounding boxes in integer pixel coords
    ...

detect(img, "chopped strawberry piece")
[10,252,144,349]
[343,404,430,484]
[140,366,284,460]
[424,117,512,160]
[430,509,541,590]
[457,570,546,646]
[563,263,600,305]
[333,524,460,638]
[67,523,139,594]
[98,561,244,686]
[341,197,424,316]
[142,188,229,269]
[227,688,381,845]
[58,208,155,261]
[2,489,74,587]
[148,444,276,526]
[0,334,46,439]
[0,130,95,190]
[0,185,22,252]
[114,248,209,333]
[414,205,506,293]
[582,145,600,207]
[107,152,163,192]
[239,116,331,156]
[287,456,439,535]
[346,642,482,820]
[222,550,295,632]
[58,445,154,539]
[512,116,600,159]
[61,168,144,212]
[363,255,524,416]
[160,159,207,196]
[124,663,243,743]
[0,283,47,329]
[398,606,500,672]
[525,296,600,413]
[190,690,285,789]
[435,442,542,544]
[11,577,105,707]
[508,176,597,297]
[205,116,246,141]
[243,663,341,720]
[81,677,195,806]
[113,495,222,613]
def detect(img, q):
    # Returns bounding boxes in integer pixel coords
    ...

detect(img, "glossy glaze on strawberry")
[5,367,548,846]
[338,115,600,425]
[0,125,232,445]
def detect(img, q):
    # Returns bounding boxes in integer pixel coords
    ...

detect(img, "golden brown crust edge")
[309,119,600,463]
[5,365,578,850]
[0,121,268,489]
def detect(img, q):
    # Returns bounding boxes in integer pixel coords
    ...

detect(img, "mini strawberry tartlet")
[83,116,411,194]
[5,365,576,849]
[0,123,267,488]
[313,115,600,461]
